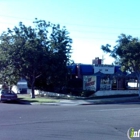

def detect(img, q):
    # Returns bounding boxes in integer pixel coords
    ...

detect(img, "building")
[17,78,28,93]
[69,57,127,91]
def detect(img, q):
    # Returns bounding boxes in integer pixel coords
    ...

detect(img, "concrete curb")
[18,96,140,106]
[85,97,140,105]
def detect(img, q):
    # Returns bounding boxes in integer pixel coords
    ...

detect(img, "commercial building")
[69,57,133,91]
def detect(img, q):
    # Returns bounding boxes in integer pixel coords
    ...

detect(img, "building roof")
[93,71,106,77]
[79,64,94,75]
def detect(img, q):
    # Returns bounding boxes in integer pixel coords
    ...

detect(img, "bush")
[67,88,82,96]
[81,90,95,97]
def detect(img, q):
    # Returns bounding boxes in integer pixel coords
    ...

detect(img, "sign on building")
[94,65,114,74]
[83,76,96,91]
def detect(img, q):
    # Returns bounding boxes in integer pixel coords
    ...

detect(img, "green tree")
[0,19,72,98]
[0,33,20,91]
[101,33,140,95]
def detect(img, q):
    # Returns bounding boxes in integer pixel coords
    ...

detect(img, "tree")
[0,33,20,91]
[0,19,72,98]
[101,33,140,95]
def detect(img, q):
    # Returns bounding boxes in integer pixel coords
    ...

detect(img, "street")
[0,103,140,140]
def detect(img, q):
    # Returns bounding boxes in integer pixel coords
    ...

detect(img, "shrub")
[81,90,95,97]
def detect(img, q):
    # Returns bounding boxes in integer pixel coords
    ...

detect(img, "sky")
[0,0,140,65]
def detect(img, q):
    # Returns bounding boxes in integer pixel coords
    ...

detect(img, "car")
[0,89,18,102]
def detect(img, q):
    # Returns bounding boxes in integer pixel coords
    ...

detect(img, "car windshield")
[1,90,13,94]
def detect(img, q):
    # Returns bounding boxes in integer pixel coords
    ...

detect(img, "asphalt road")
[0,103,140,140]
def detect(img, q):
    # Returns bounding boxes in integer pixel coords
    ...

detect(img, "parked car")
[0,90,18,102]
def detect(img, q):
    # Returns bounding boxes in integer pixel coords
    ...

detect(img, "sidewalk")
[84,96,140,105]
[30,96,140,106]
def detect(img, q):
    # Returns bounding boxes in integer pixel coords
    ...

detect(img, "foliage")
[0,19,73,98]
[101,33,140,95]
[81,90,95,97]
[67,78,83,88]
[0,34,20,87]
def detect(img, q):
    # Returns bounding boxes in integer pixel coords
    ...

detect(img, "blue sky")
[0,0,140,64]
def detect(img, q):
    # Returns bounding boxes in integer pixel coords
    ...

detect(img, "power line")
[0,15,33,21]
[0,16,140,41]
[0,14,140,30]
[0,21,140,36]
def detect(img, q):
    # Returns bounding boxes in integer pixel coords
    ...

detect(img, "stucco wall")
[94,90,138,96]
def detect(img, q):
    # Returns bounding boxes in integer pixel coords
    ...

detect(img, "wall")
[94,65,115,74]
[94,90,138,96]
[83,76,96,91]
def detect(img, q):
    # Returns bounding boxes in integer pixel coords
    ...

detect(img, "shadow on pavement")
[0,98,37,105]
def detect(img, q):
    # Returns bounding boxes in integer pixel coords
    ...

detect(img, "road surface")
[0,103,139,140]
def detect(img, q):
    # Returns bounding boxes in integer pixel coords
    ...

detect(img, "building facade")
[69,57,128,91]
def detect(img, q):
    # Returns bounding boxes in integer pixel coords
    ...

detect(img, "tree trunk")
[137,76,140,97]
[136,73,140,97]
[30,78,35,98]
[30,73,41,98]
[31,85,35,98]
[9,86,12,93]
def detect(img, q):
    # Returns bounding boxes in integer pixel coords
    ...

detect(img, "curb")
[87,97,140,105]
[17,96,140,106]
